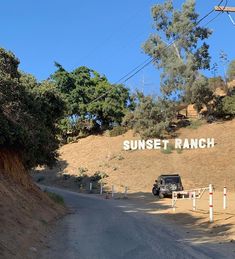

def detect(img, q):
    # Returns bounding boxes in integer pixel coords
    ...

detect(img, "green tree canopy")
[222,95,235,116]
[143,0,212,103]
[0,48,65,169]
[51,64,132,137]
[123,92,176,138]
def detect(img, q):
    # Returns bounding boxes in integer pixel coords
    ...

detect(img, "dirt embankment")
[0,149,66,259]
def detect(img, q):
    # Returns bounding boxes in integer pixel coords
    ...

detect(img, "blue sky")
[1,0,234,95]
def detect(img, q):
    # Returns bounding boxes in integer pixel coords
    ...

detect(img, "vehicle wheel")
[159,192,164,199]
[152,187,158,196]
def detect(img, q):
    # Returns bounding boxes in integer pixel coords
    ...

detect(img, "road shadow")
[112,191,235,250]
[31,160,109,194]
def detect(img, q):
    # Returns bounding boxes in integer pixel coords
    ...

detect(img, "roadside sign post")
[209,184,213,223]
[89,182,93,192]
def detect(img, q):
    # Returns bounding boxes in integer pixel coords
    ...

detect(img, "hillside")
[0,149,66,259]
[37,119,235,193]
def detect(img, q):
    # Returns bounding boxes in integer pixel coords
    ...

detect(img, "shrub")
[45,191,64,205]
[117,154,124,160]
[78,167,88,176]
[108,126,127,137]
[91,171,108,182]
[186,119,203,129]
[222,95,235,116]
[161,144,174,154]
[176,148,183,154]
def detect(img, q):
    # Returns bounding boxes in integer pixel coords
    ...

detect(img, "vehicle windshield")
[165,177,180,184]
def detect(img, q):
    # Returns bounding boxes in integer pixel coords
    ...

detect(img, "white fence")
[88,182,128,199]
[172,184,228,223]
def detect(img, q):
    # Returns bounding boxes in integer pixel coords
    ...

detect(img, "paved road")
[38,186,229,259]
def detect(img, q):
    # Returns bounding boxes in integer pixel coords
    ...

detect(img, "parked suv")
[152,174,183,198]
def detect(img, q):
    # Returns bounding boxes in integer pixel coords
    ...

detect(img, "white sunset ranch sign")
[123,138,215,151]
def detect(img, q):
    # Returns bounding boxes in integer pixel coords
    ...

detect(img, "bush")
[161,144,174,154]
[117,154,124,160]
[45,191,64,205]
[108,126,127,137]
[186,119,203,129]
[122,95,176,139]
[222,95,235,116]
[78,167,88,175]
[92,171,108,181]
[176,148,183,154]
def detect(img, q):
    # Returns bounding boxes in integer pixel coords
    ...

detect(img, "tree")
[208,76,225,92]
[227,59,235,81]
[187,74,214,114]
[0,48,65,169]
[222,95,235,116]
[143,0,212,104]
[51,64,132,138]
[122,92,176,138]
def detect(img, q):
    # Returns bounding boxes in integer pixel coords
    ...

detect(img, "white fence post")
[112,185,115,198]
[89,182,93,192]
[209,184,213,223]
[223,186,227,209]
[124,186,128,198]
[100,182,103,195]
[192,192,196,211]
[172,192,176,212]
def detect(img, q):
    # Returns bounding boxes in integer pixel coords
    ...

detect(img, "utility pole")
[214,6,235,12]
[215,6,235,26]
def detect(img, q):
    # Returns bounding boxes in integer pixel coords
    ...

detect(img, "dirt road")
[37,186,234,259]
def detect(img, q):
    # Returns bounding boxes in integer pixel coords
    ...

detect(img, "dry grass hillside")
[0,149,66,259]
[39,119,235,193]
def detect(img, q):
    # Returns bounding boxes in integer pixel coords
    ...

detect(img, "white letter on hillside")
[190,139,198,149]
[183,139,190,149]
[175,139,182,149]
[162,140,169,150]
[146,139,153,150]
[130,140,138,150]
[154,139,161,149]
[138,140,146,150]
[123,140,130,150]
[199,138,206,148]
[207,138,215,148]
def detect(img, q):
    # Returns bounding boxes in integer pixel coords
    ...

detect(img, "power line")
[114,57,152,84]
[118,0,225,84]
[90,0,225,104]
[205,0,228,26]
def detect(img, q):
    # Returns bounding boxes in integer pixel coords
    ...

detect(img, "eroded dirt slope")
[0,149,66,259]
